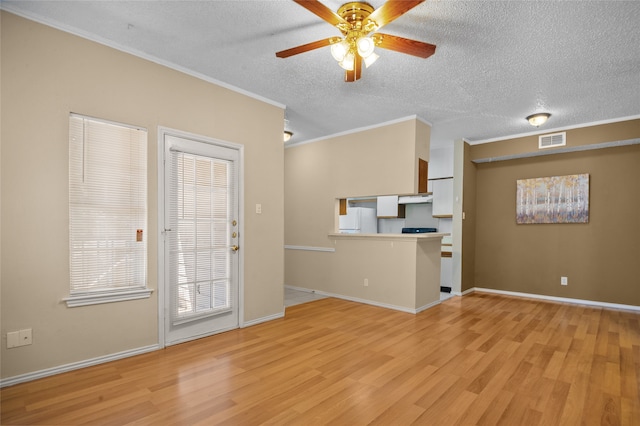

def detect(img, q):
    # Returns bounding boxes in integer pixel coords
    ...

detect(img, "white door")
[162,133,240,345]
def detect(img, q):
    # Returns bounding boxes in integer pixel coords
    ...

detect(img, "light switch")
[7,331,19,348]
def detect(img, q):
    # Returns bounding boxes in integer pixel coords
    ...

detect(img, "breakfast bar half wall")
[285,233,446,314]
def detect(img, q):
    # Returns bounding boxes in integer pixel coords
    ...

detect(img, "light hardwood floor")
[2,293,639,425]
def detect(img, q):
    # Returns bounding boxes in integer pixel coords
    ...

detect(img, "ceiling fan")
[276,0,436,82]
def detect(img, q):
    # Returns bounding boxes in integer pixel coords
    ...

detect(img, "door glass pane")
[169,152,232,323]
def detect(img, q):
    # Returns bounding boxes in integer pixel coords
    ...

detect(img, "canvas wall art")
[516,174,589,224]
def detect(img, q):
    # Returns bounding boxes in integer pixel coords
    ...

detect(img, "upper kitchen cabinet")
[428,146,454,179]
[418,159,429,193]
[377,195,406,218]
[432,178,454,218]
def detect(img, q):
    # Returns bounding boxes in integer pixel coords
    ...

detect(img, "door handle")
[231,245,239,252]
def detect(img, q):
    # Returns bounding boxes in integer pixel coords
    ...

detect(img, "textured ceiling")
[3,0,639,148]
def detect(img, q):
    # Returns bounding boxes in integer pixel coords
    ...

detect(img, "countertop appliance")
[339,207,377,234]
[401,227,437,234]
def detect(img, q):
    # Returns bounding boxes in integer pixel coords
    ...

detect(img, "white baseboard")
[0,344,161,388]
[242,311,285,328]
[284,284,318,294]
[288,285,440,315]
[472,287,640,312]
[416,299,442,313]
[460,287,475,296]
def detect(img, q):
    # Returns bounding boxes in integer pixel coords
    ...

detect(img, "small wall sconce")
[526,113,551,127]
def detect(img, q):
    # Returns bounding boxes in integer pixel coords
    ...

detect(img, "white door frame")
[157,127,245,347]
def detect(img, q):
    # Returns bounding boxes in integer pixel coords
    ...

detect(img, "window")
[64,114,152,307]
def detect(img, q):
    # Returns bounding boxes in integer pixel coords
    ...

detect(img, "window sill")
[63,288,154,308]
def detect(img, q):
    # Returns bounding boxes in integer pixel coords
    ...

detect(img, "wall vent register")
[539,132,566,149]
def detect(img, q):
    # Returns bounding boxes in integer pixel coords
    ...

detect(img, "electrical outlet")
[20,329,32,346]
[364,278,369,287]
[255,204,262,214]
[561,276,568,286]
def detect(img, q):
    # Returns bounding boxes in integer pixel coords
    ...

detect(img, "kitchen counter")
[329,232,448,240]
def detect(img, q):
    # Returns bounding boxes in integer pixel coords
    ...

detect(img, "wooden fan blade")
[276,37,337,58]
[345,54,363,82]
[373,33,436,58]
[293,0,348,28]
[365,0,425,31]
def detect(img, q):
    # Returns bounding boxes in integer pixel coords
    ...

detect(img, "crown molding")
[469,114,640,146]
[1,6,285,110]
[286,115,432,148]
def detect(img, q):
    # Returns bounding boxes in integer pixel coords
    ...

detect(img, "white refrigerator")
[338,207,377,234]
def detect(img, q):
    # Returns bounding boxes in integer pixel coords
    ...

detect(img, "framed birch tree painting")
[516,174,589,224]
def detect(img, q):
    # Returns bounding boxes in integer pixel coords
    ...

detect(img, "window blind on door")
[68,114,148,296]
[168,150,234,325]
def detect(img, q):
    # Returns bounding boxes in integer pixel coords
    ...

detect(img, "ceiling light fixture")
[330,40,349,62]
[356,36,375,57]
[284,131,293,142]
[363,52,379,68]
[331,34,379,72]
[276,1,437,83]
[338,51,355,71]
[526,113,551,127]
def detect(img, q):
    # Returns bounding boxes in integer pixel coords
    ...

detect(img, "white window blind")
[168,150,233,324]
[66,114,152,307]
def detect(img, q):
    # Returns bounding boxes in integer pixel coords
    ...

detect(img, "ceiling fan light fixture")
[330,40,349,61]
[364,52,379,68]
[276,0,437,83]
[356,36,375,58]
[526,112,551,127]
[339,51,355,71]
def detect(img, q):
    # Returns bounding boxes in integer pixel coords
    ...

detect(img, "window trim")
[65,113,151,308]
[63,288,153,308]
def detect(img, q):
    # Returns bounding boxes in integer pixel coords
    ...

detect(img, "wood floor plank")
[538,379,571,425]
[2,294,639,425]
[497,392,539,426]
[621,396,640,426]
[354,363,439,423]
[367,401,426,425]
[475,389,515,425]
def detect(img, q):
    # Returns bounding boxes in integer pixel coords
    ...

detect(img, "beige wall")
[326,238,418,309]
[466,120,640,305]
[284,118,430,298]
[414,239,442,308]
[0,12,284,379]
